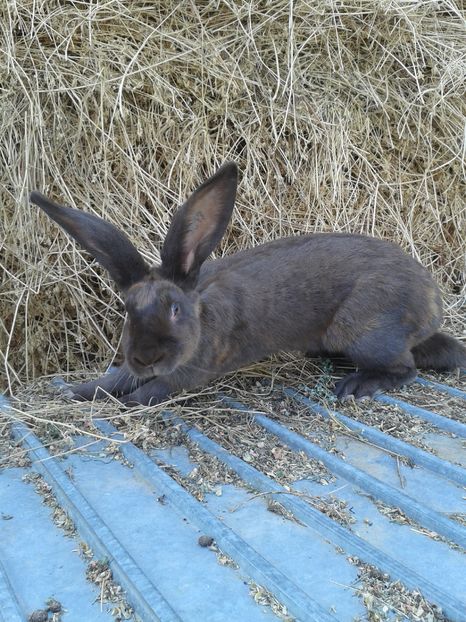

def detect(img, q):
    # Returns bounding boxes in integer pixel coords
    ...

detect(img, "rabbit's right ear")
[160,161,238,289]
[30,192,149,291]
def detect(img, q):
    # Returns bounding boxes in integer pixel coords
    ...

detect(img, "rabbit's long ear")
[30,192,149,291]
[160,161,237,288]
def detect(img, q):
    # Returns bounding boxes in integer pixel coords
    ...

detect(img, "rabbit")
[30,162,466,405]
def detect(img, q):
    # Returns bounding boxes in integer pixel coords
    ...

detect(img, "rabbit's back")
[197,233,442,362]
[200,233,437,309]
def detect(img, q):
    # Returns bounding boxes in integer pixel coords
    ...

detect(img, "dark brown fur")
[29,163,466,405]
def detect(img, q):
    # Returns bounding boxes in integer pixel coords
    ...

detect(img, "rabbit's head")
[30,162,238,378]
[121,275,202,378]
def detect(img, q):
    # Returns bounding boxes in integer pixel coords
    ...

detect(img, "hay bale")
[1,1,465,389]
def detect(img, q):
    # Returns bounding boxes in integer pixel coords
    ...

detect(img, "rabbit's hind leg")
[324,313,417,400]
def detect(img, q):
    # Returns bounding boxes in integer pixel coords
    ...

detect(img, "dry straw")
[1,0,465,392]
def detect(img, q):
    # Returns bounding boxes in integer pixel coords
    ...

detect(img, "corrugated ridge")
[285,387,466,486]
[157,409,466,622]
[375,395,466,438]
[93,418,339,622]
[221,397,466,549]
[10,422,182,622]
[0,559,23,622]
[415,377,466,400]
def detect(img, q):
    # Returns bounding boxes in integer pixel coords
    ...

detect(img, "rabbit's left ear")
[30,192,149,291]
[160,162,238,289]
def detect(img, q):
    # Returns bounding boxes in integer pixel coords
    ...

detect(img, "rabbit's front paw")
[66,367,136,401]
[118,379,171,407]
[68,380,106,401]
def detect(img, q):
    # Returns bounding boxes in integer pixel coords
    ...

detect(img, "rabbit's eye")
[170,302,180,318]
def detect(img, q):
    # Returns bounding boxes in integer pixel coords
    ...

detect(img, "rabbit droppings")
[30,162,465,405]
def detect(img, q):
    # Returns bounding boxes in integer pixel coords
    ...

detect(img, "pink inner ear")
[181,210,218,274]
[176,165,236,276]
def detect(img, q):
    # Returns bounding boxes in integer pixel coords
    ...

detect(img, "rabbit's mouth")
[128,357,179,379]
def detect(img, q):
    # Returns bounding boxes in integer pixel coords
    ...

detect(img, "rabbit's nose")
[132,352,165,368]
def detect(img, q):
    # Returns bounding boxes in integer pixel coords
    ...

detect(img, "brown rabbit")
[30,162,466,405]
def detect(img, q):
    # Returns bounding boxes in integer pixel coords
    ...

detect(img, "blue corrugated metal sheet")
[0,377,465,621]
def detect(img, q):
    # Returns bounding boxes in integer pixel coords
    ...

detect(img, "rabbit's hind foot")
[334,365,416,400]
